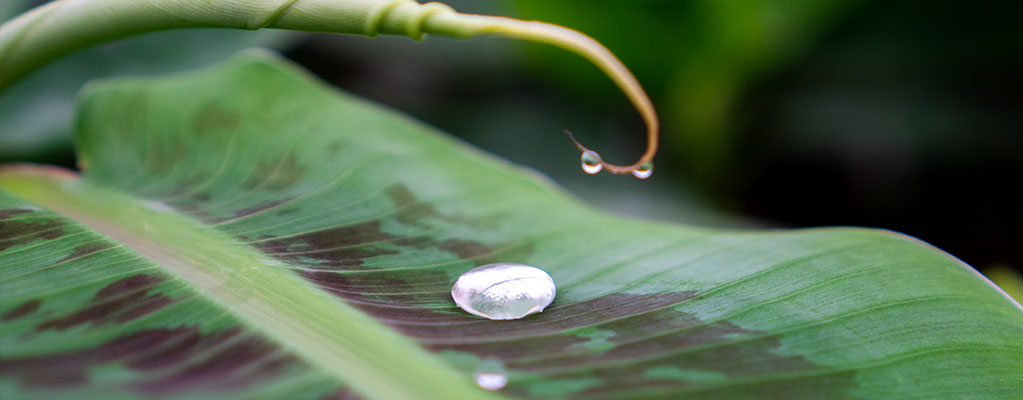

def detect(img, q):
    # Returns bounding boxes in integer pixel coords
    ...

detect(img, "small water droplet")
[580,151,603,174]
[473,358,508,391]
[451,263,556,320]
[632,162,653,179]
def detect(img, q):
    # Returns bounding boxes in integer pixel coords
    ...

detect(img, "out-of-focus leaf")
[0,1,299,163]
[1,52,1020,399]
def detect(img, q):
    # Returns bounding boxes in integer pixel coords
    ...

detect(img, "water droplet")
[451,263,556,320]
[473,358,508,391]
[580,151,603,174]
[632,162,653,179]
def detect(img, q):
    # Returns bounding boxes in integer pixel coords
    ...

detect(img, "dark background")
[2,1,1020,285]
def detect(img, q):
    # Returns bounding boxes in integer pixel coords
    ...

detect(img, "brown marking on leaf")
[0,208,33,219]
[133,333,296,394]
[207,198,293,224]
[191,102,241,134]
[320,387,364,400]
[169,173,210,197]
[232,353,300,387]
[325,141,344,159]
[296,240,534,312]
[252,215,508,270]
[439,239,492,259]
[250,184,510,269]
[174,202,214,221]
[1,299,42,321]
[384,185,417,208]
[0,328,195,389]
[254,221,399,269]
[385,184,491,228]
[255,183,533,313]
[125,328,239,371]
[334,302,471,323]
[301,269,451,306]
[242,154,306,190]
[436,239,534,264]
[0,326,303,395]
[189,192,212,202]
[55,242,113,264]
[0,216,65,252]
[296,233,534,319]
[36,274,176,331]
[385,185,435,227]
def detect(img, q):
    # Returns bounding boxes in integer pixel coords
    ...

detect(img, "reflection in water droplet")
[473,358,508,391]
[580,151,603,174]
[632,162,653,179]
[451,263,556,320]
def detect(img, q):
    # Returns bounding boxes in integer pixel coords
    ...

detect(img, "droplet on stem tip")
[581,151,603,174]
[632,162,653,179]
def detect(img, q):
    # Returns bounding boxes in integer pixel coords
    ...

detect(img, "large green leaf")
[1,52,1020,399]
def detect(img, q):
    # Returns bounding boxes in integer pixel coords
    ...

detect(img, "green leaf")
[1,52,1020,399]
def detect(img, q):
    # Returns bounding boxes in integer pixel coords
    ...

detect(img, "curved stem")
[421,12,659,174]
[0,0,659,175]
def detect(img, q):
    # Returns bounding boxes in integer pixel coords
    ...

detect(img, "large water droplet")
[580,151,603,174]
[632,162,653,179]
[451,263,556,320]
[473,357,508,391]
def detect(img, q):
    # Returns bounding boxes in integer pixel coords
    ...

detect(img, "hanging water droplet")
[473,357,508,391]
[451,263,556,320]
[632,162,654,179]
[580,151,603,174]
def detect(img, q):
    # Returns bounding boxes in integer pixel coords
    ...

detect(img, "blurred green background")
[2,0,1020,286]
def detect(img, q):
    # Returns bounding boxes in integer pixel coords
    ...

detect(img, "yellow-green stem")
[0,0,659,175]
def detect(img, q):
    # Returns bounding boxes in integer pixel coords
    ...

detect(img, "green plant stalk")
[0,0,658,173]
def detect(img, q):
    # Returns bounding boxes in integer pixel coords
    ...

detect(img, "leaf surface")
[1,52,1021,400]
